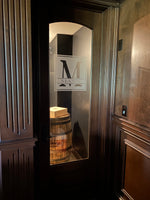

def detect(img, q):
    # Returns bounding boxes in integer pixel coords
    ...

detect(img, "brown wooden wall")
[0,0,33,142]
[115,0,150,126]
[0,141,34,200]
[1,0,150,199]
[98,7,119,195]
[0,1,34,199]
[113,0,150,199]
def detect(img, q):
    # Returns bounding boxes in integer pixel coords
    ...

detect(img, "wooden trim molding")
[58,0,120,13]
[95,6,119,198]
[98,7,119,153]
[112,114,150,141]
[124,139,150,159]
[0,138,37,150]
[121,189,134,200]
[71,0,120,8]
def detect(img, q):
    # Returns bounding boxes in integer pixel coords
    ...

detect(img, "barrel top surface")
[50,113,70,120]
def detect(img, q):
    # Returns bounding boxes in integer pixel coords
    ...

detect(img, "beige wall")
[72,26,92,155]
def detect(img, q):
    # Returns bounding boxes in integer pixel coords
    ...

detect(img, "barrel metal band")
[50,116,70,121]
[50,119,71,125]
[50,129,72,137]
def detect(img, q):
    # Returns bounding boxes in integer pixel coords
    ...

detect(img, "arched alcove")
[49,22,92,165]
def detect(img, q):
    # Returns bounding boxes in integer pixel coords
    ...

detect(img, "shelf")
[50,147,83,165]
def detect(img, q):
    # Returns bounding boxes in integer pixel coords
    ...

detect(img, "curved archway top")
[49,22,92,42]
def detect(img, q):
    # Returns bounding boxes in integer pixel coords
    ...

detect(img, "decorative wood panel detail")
[124,139,150,159]
[99,7,119,155]
[0,143,34,200]
[112,116,150,200]
[0,0,32,141]
[122,140,150,200]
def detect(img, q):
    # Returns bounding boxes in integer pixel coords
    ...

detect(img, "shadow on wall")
[72,121,87,158]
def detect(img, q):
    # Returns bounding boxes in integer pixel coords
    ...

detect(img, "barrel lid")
[50,106,68,118]
[50,113,70,120]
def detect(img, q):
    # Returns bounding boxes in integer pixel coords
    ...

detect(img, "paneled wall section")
[113,0,150,199]
[0,142,34,200]
[112,117,150,200]
[115,0,150,128]
[0,0,33,141]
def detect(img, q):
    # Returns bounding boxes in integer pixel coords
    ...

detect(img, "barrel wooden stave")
[50,113,72,164]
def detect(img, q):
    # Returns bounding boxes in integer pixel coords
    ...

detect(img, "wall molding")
[113,115,150,142]
[121,189,134,200]
[124,139,150,159]
[72,0,120,7]
[62,0,120,13]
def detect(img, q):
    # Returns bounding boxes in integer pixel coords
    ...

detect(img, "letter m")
[60,60,80,79]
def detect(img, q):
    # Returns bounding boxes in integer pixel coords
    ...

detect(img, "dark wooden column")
[0,0,33,141]
[57,34,73,115]
[0,0,35,199]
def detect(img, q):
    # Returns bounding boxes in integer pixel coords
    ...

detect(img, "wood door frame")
[31,0,119,199]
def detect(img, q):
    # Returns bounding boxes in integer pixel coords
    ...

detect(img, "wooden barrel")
[50,113,72,164]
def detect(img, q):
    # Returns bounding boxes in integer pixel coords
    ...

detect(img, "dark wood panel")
[2,0,13,131]
[0,140,35,200]
[20,0,28,129]
[25,0,33,126]
[70,0,120,12]
[97,7,119,197]
[8,0,18,133]
[48,0,121,13]
[123,140,150,200]
[112,116,150,200]
[0,0,33,141]
[122,139,150,200]
[0,0,8,141]
[14,0,23,133]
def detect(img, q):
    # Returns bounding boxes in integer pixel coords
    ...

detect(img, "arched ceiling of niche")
[49,22,83,42]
